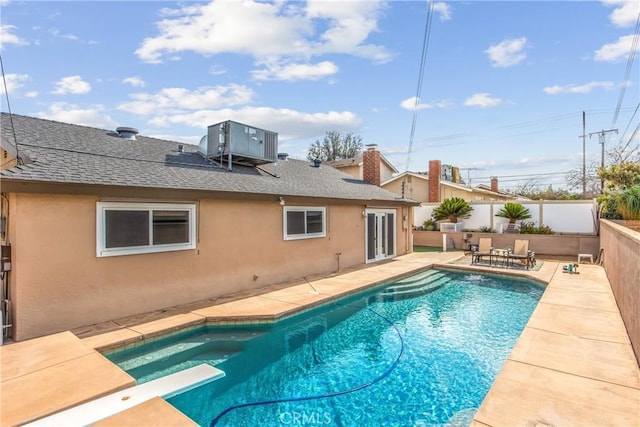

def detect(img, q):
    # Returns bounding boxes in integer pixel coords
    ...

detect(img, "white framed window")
[283,206,326,240]
[97,202,196,257]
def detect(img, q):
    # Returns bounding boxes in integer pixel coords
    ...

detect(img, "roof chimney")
[491,176,499,193]
[116,127,139,140]
[363,144,381,186]
[428,160,441,202]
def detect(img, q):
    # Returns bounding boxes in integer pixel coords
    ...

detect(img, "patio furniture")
[508,239,535,269]
[578,253,594,263]
[471,238,493,265]
[492,247,512,268]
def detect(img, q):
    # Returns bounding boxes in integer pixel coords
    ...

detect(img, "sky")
[1,0,639,192]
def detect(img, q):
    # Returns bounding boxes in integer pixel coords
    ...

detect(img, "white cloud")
[209,65,227,76]
[464,93,502,108]
[117,84,254,115]
[35,102,117,129]
[147,107,361,141]
[400,96,450,111]
[49,28,78,41]
[432,2,452,22]
[594,34,640,61]
[25,91,38,98]
[603,0,640,27]
[135,0,390,80]
[52,76,91,95]
[0,73,29,95]
[485,37,527,67]
[252,61,338,81]
[0,24,28,48]
[543,81,615,95]
[122,76,146,87]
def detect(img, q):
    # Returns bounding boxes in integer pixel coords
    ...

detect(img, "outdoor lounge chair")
[508,239,535,269]
[472,238,493,265]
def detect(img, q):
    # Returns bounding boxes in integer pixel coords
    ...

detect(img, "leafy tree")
[307,131,363,161]
[598,162,640,189]
[495,202,532,224]
[431,197,473,223]
[564,160,601,199]
[597,162,640,219]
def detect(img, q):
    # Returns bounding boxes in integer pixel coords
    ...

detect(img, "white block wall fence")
[414,200,599,235]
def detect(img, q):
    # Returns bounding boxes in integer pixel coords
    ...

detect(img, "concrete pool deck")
[1,251,639,426]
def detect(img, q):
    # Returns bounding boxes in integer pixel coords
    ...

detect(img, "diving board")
[24,364,225,426]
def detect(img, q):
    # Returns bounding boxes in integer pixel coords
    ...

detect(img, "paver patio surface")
[2,253,638,427]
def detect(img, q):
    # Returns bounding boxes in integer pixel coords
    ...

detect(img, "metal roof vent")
[313,158,321,168]
[116,126,139,140]
[277,153,289,161]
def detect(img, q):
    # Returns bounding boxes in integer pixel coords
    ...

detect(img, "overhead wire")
[0,53,22,165]
[405,0,434,171]
[609,11,640,130]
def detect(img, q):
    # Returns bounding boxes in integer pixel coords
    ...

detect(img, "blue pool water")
[107,269,543,426]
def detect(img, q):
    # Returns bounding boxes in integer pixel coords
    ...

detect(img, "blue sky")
[1,0,638,192]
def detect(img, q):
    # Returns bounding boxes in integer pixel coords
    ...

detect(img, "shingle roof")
[1,113,415,204]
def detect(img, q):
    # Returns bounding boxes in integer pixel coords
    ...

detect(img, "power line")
[0,53,22,165]
[610,11,640,129]
[405,0,434,171]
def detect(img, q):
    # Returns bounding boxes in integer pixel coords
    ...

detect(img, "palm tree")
[431,197,473,223]
[495,202,532,224]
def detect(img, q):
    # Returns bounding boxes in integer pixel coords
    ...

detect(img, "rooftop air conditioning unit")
[198,120,278,167]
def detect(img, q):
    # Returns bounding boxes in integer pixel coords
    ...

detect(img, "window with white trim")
[283,206,326,240]
[97,202,196,257]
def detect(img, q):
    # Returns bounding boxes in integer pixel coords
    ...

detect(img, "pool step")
[383,271,446,293]
[373,274,453,302]
[108,329,264,382]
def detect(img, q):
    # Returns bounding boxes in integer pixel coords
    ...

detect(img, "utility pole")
[588,128,618,194]
[580,111,586,197]
[459,168,484,186]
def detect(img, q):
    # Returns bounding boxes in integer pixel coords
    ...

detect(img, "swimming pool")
[107,269,543,426]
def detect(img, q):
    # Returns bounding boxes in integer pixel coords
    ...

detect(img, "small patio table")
[491,248,512,268]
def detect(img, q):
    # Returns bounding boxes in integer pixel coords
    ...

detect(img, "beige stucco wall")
[413,231,600,257]
[600,219,640,364]
[336,164,361,180]
[441,186,473,201]
[382,176,430,201]
[7,193,411,340]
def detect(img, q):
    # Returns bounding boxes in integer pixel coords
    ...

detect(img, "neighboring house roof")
[0,113,416,205]
[327,153,399,173]
[381,171,517,200]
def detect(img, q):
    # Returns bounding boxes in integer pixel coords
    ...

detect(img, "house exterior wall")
[7,192,411,341]
[379,162,395,184]
[441,186,472,200]
[381,176,430,201]
[337,164,362,180]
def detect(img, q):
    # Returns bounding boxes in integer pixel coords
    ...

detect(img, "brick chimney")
[363,144,381,186]
[428,160,441,202]
[491,176,499,193]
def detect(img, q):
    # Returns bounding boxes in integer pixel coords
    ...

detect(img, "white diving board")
[25,364,225,426]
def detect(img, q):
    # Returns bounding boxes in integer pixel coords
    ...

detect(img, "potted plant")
[495,202,532,225]
[432,198,473,231]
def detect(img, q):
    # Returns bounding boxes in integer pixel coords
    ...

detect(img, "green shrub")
[618,185,640,220]
[519,221,555,235]
[478,226,495,233]
[423,219,437,231]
